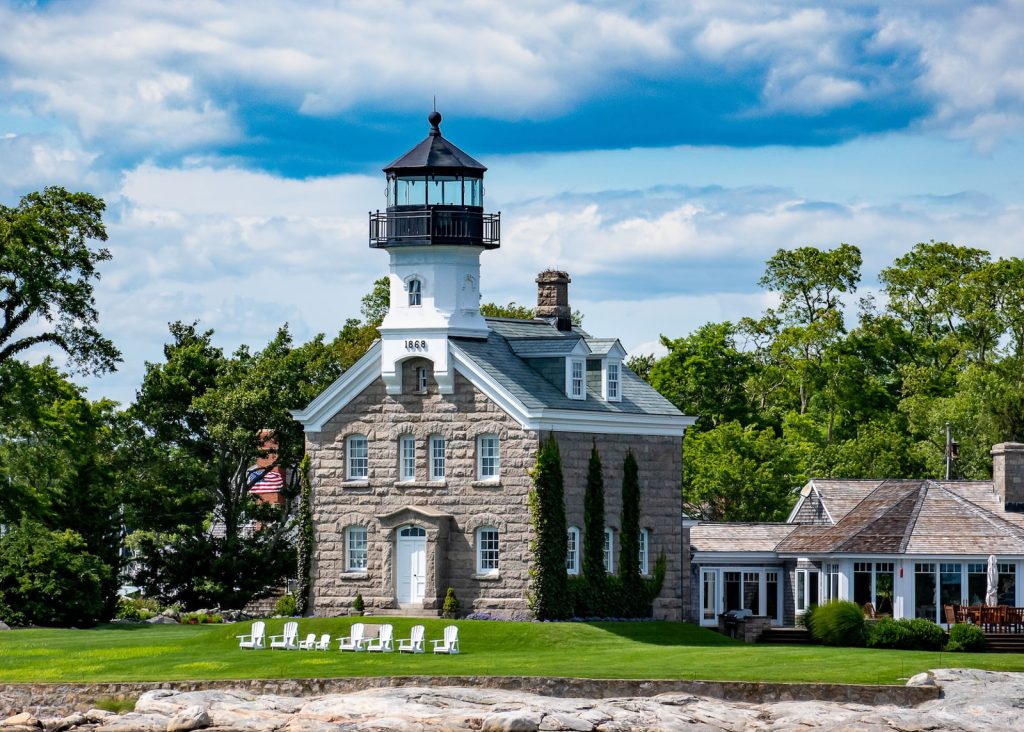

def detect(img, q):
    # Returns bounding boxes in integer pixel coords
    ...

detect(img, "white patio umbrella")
[986,554,999,606]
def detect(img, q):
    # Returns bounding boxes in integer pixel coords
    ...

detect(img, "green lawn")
[2,618,1024,685]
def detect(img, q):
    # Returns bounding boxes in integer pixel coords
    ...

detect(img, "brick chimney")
[536,270,572,332]
[992,442,1024,512]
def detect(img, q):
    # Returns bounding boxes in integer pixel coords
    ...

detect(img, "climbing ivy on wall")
[295,454,314,616]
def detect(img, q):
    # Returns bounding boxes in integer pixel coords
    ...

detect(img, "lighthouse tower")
[369,112,500,394]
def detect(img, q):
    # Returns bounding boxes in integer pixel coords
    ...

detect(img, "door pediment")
[377,505,453,539]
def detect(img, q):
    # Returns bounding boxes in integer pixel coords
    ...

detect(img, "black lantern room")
[369,112,500,249]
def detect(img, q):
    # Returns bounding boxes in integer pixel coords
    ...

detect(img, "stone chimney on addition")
[536,270,572,332]
[992,442,1024,511]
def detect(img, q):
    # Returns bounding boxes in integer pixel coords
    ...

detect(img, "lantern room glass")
[390,175,482,207]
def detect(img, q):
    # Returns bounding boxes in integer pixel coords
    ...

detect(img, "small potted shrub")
[352,593,365,616]
[442,587,460,619]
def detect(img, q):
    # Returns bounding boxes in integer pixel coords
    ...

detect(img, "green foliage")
[618,450,644,614]
[115,596,161,622]
[352,593,365,614]
[93,697,137,714]
[0,520,110,627]
[181,610,223,624]
[806,600,866,647]
[866,617,946,651]
[295,455,314,616]
[644,553,667,605]
[442,587,460,619]
[947,623,986,652]
[650,322,756,432]
[0,186,120,374]
[480,301,535,320]
[360,276,391,326]
[582,444,606,593]
[528,435,571,620]
[624,353,655,383]
[274,594,298,617]
[682,421,802,521]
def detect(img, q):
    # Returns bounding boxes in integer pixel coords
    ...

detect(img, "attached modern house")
[687,442,1024,628]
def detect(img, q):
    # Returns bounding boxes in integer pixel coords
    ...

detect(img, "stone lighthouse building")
[292,113,693,619]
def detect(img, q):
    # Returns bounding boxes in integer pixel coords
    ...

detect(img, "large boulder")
[0,621,10,631]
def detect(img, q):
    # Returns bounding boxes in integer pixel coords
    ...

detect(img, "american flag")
[249,468,285,494]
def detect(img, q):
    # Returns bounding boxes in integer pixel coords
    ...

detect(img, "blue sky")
[2,0,1023,404]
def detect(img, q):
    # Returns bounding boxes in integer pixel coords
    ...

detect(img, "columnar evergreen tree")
[618,450,644,613]
[528,434,571,620]
[582,443,606,590]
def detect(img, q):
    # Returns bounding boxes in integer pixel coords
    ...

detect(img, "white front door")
[700,568,719,626]
[396,525,426,604]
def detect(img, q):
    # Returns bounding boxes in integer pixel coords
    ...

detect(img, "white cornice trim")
[692,553,783,563]
[290,342,382,432]
[449,343,694,437]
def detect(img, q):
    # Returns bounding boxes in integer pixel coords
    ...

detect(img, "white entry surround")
[379,246,489,395]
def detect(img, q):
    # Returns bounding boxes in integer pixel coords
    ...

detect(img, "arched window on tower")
[408,278,422,306]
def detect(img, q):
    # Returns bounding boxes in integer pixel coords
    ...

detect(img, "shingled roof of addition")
[776,480,1024,556]
[690,523,796,553]
[448,317,683,417]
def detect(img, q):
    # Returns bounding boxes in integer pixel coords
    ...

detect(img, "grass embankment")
[1,618,1023,685]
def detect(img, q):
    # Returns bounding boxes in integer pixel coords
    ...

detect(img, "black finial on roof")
[428,109,442,136]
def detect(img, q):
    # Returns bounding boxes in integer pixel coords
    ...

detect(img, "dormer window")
[605,361,621,402]
[569,358,585,400]
[408,278,422,306]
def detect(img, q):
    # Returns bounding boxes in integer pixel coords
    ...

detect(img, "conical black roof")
[383,112,486,176]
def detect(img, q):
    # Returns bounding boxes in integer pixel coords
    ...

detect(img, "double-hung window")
[566,526,581,575]
[408,278,422,306]
[346,434,368,480]
[603,528,614,573]
[345,526,368,571]
[477,527,499,575]
[606,361,620,401]
[398,435,415,482]
[429,435,446,481]
[478,434,500,480]
[638,528,649,575]
[570,359,584,399]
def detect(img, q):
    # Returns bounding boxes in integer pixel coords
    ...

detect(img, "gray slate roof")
[448,318,683,417]
[696,479,1024,557]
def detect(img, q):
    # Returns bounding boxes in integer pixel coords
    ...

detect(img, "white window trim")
[638,527,649,575]
[345,525,368,572]
[603,528,615,573]
[477,434,500,481]
[346,434,368,480]
[398,435,415,482]
[429,434,446,482]
[603,359,622,402]
[476,526,499,575]
[567,358,585,400]
[566,526,581,575]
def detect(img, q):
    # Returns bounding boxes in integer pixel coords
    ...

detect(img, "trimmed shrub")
[442,587,460,619]
[0,521,110,627]
[352,593,365,614]
[807,600,866,646]
[867,617,946,650]
[947,622,985,652]
[907,618,946,651]
[274,594,298,617]
[528,435,571,620]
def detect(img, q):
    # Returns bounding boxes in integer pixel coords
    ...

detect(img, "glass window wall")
[915,563,937,620]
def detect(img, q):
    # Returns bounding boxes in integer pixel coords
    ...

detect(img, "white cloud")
[2,0,1021,157]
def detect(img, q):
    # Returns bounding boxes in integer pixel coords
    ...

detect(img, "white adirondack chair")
[397,624,425,654]
[269,621,299,650]
[298,632,317,650]
[365,624,394,652]
[338,622,365,651]
[431,625,460,654]
[314,633,331,650]
[236,621,266,650]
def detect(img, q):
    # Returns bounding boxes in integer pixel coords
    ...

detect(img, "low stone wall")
[0,676,940,718]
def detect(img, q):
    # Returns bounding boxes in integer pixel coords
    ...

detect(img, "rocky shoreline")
[2,668,1019,732]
